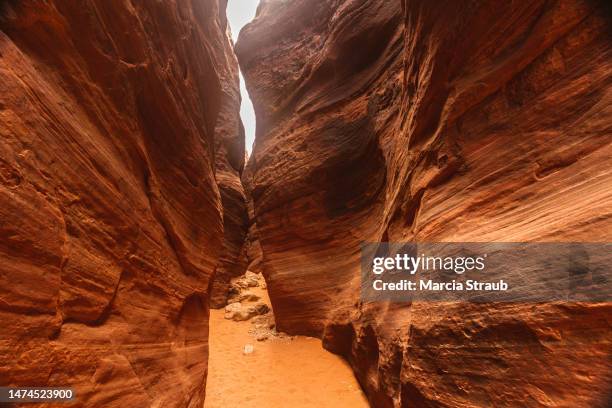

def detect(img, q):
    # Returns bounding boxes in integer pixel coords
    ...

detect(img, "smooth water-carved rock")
[240,157,265,275]
[237,0,612,407]
[0,1,238,406]
[209,9,249,309]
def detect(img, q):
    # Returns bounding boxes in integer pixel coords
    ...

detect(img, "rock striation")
[0,0,242,406]
[208,10,249,309]
[240,159,264,275]
[237,0,612,407]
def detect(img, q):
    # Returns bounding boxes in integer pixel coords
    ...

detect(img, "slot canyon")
[0,0,611,407]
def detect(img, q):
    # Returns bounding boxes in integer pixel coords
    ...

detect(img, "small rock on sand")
[224,301,270,321]
[243,271,260,287]
[228,291,261,304]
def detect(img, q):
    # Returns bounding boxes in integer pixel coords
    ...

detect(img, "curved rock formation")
[0,0,239,406]
[240,159,264,275]
[209,14,249,309]
[237,0,612,407]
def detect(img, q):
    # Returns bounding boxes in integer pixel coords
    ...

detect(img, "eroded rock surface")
[240,158,264,275]
[223,271,287,342]
[224,301,270,322]
[0,1,239,406]
[209,9,249,309]
[237,0,612,407]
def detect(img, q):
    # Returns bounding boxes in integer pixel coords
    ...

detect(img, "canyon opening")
[0,1,611,408]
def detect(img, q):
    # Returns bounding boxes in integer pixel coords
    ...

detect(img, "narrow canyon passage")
[201,3,368,404]
[1,0,610,407]
[205,273,368,408]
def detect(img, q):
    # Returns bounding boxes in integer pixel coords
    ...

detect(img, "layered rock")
[237,0,612,407]
[0,0,239,406]
[208,13,249,309]
[240,159,264,274]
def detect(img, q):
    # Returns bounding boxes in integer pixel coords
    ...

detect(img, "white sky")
[226,0,260,154]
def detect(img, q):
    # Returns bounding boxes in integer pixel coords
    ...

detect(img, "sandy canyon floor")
[204,279,368,408]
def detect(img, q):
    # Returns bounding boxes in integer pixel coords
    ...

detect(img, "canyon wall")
[208,8,249,309]
[240,160,264,275]
[0,0,242,406]
[237,0,612,407]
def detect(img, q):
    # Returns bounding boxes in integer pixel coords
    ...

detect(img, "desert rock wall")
[237,0,612,407]
[240,156,264,275]
[209,7,249,309]
[0,0,241,406]
[237,0,404,336]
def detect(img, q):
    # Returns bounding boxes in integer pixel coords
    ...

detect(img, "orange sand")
[204,286,369,407]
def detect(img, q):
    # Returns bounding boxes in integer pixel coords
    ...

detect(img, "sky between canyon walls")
[227,0,259,153]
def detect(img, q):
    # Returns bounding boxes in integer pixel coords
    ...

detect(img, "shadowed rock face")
[0,0,240,406]
[240,158,264,275]
[237,0,612,407]
[209,10,249,309]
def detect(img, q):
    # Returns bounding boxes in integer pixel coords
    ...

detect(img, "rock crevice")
[2,0,611,406]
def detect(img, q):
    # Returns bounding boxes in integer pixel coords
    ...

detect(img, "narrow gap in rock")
[226,0,257,154]
[204,2,369,406]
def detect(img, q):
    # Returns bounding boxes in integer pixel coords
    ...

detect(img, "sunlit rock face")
[237,0,612,406]
[0,0,240,406]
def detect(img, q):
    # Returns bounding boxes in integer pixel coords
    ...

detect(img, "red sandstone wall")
[0,1,240,406]
[237,0,612,406]
[209,7,249,309]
